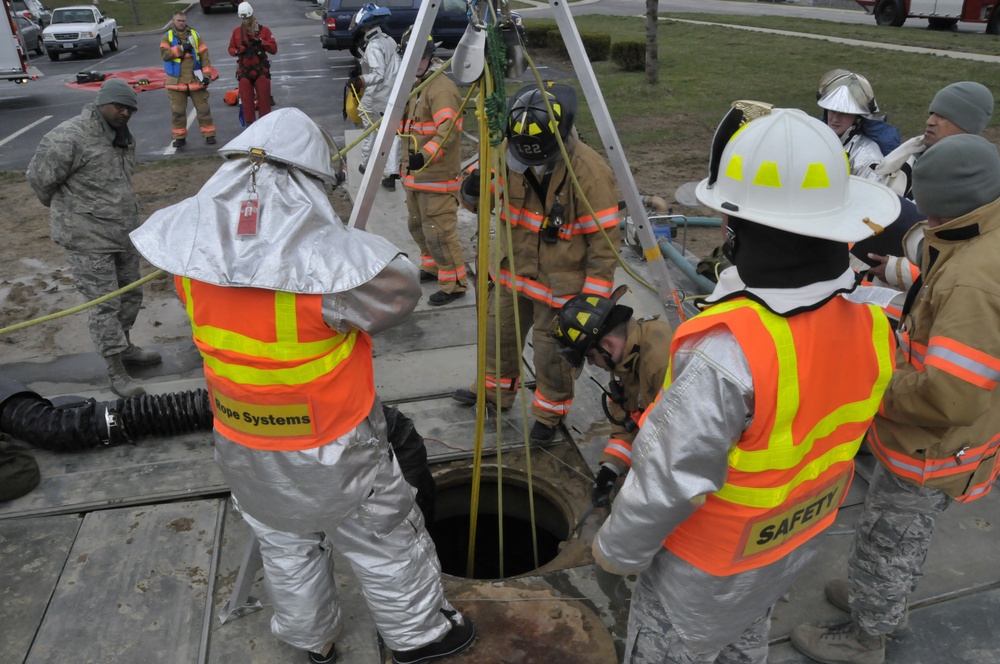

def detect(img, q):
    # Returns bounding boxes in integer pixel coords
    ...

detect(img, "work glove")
[408,151,426,172]
[462,168,480,197]
[591,464,619,508]
[348,76,363,93]
[184,40,194,54]
[459,167,481,213]
[591,541,636,609]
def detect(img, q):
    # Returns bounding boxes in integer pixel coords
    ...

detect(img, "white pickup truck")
[41,5,118,61]
[1,0,43,83]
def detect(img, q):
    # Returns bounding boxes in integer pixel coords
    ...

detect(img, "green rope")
[484,23,507,146]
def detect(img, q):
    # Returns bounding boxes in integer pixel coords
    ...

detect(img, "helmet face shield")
[351,2,390,30]
[816,70,879,116]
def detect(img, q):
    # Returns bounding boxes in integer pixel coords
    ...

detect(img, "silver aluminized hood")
[131,108,400,294]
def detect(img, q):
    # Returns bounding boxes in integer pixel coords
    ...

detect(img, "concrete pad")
[0,428,221,519]
[25,500,221,664]
[208,500,382,664]
[772,488,1000,641]
[0,514,81,664]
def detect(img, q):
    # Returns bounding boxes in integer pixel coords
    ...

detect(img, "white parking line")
[162,107,198,156]
[0,116,53,148]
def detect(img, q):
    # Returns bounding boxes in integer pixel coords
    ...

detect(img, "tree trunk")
[645,0,658,84]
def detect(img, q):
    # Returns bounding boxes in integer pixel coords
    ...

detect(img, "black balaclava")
[726,216,848,289]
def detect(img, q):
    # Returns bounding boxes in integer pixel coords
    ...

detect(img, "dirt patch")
[0,132,718,364]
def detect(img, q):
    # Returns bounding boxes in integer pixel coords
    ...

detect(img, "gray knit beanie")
[95,78,138,108]
[928,82,994,134]
[912,134,1000,218]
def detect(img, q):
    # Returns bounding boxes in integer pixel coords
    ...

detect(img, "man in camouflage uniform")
[550,288,673,507]
[792,135,1000,664]
[26,78,161,398]
[160,11,217,148]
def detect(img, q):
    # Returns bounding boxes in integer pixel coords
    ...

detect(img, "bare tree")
[645,0,658,84]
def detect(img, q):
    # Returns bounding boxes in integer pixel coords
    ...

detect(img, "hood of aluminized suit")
[130,108,400,294]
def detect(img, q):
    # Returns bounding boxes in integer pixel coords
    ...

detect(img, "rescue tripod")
[218,0,687,623]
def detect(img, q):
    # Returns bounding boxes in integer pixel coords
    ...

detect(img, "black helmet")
[506,83,577,165]
[400,26,438,57]
[550,286,632,368]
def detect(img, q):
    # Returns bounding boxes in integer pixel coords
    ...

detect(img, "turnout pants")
[238,73,271,125]
[168,87,215,139]
[404,189,467,293]
[359,109,400,177]
[65,248,143,358]
[468,285,575,427]
[847,461,951,635]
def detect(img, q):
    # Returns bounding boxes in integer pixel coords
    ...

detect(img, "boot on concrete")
[529,421,558,445]
[825,579,908,633]
[122,333,162,365]
[392,611,475,664]
[791,620,885,664]
[106,354,146,398]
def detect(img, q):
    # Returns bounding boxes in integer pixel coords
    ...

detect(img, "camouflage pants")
[65,248,143,358]
[626,572,771,664]
[847,461,951,635]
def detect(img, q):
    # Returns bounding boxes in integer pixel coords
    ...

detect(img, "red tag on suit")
[238,199,259,236]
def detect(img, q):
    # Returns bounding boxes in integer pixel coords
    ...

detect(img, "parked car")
[10,0,50,28]
[320,0,472,51]
[41,5,117,60]
[199,0,238,14]
[14,14,42,55]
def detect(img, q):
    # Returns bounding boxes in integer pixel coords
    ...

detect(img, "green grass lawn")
[524,14,999,149]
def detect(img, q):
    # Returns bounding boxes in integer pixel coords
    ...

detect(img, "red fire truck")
[2,0,43,83]
[855,0,1000,33]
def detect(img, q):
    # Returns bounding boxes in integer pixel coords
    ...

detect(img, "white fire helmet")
[238,2,253,18]
[695,108,899,243]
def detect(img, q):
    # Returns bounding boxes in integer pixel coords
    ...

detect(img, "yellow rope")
[0,269,166,337]
[466,75,492,578]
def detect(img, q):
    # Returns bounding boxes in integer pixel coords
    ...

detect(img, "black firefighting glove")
[462,168,480,198]
[591,465,619,508]
[183,41,194,54]
[408,151,426,172]
[348,76,363,94]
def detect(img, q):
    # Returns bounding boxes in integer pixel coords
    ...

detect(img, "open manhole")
[426,471,573,579]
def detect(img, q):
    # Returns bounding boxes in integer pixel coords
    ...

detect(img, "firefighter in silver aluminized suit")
[129,108,475,664]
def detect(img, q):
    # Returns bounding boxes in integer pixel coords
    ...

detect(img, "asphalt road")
[0,0,971,171]
[0,0,356,170]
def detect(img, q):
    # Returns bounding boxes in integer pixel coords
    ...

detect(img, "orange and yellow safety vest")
[176,276,375,451]
[663,297,895,575]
